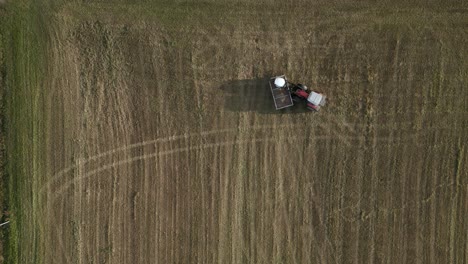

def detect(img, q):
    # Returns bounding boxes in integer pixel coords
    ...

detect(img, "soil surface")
[11,1,468,263]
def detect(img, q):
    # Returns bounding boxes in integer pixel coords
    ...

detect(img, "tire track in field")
[40,119,326,262]
[51,129,299,261]
[49,135,344,202]
[43,117,450,201]
[50,134,343,263]
[50,136,288,263]
[44,103,462,198]
[47,123,457,263]
[47,120,436,262]
[45,113,453,263]
[40,123,301,195]
[44,121,330,197]
[364,33,384,264]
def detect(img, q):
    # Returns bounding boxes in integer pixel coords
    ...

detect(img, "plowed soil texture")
[3,0,468,263]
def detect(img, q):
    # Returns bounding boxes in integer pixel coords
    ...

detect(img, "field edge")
[2,1,49,263]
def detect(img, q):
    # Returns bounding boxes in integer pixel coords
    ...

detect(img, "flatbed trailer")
[269,75,294,110]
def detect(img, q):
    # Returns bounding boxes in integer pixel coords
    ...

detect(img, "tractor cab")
[306,91,326,111]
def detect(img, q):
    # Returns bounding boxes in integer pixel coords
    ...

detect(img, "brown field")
[4,0,468,263]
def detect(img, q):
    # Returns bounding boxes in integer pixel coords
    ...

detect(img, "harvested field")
[4,0,468,263]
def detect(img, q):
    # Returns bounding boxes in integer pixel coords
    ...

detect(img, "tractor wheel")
[292,94,301,102]
[307,103,319,111]
[297,84,307,91]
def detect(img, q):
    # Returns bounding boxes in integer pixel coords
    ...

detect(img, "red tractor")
[269,75,326,111]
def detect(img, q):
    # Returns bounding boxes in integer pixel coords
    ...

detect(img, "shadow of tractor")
[219,78,310,115]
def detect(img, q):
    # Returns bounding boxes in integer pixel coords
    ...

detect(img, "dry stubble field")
[4,0,468,263]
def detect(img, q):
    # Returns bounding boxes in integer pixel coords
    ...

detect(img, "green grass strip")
[3,1,48,263]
